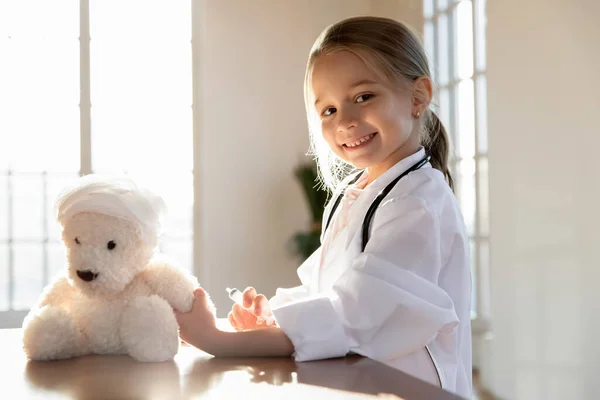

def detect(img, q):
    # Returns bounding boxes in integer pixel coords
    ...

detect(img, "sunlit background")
[0,0,485,317]
[0,0,194,311]
[0,0,487,308]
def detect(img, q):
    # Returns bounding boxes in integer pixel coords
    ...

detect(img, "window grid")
[1,0,196,323]
[1,171,77,311]
[0,0,90,313]
[425,0,490,320]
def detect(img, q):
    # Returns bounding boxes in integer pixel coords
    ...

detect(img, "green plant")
[290,162,330,261]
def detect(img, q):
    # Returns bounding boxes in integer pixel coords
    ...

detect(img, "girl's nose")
[336,107,359,132]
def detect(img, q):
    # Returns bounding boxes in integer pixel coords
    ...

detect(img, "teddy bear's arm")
[142,261,198,312]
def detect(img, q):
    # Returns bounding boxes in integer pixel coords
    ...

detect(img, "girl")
[175,16,472,399]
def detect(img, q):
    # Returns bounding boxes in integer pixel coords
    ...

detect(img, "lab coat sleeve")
[269,245,322,309]
[272,195,460,362]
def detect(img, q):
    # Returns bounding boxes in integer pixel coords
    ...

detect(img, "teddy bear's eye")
[107,240,117,250]
[75,237,80,245]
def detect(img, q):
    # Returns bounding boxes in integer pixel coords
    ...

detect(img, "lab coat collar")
[365,147,428,193]
[343,147,429,249]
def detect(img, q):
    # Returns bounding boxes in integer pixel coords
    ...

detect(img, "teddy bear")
[21,174,210,362]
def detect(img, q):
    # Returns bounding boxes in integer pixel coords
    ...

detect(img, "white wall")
[369,0,424,33]
[485,0,600,398]
[196,0,384,314]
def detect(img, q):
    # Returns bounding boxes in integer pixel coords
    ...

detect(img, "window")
[424,0,490,322]
[0,0,195,327]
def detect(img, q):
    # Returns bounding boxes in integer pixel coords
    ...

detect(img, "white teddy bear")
[22,174,207,362]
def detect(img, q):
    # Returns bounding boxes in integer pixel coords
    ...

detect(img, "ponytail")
[424,110,454,191]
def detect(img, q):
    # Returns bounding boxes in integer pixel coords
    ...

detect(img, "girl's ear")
[412,76,433,115]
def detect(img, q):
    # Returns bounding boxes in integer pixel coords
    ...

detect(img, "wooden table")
[2,328,464,399]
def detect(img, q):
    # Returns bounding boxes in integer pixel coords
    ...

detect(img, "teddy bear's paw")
[120,295,179,362]
[22,306,86,360]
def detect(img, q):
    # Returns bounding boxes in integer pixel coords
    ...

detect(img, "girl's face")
[310,50,422,182]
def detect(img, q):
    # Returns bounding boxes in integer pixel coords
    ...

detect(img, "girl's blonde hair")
[304,16,454,192]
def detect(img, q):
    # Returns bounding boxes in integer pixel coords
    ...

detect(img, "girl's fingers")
[229,306,251,331]
[232,303,257,329]
[253,294,271,318]
[242,287,257,308]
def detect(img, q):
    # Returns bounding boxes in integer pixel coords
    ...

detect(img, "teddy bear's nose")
[76,270,99,282]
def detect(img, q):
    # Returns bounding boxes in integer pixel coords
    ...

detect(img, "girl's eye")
[356,93,374,103]
[322,107,336,117]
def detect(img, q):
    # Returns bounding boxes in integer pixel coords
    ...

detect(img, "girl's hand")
[175,287,219,348]
[227,286,277,331]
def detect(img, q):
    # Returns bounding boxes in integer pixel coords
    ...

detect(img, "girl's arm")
[197,328,294,358]
[175,288,294,357]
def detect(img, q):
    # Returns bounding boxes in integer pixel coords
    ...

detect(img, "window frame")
[424,0,491,332]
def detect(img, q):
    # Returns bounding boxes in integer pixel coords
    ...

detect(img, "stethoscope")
[324,154,431,252]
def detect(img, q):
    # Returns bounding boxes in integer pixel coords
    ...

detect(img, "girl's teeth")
[347,134,374,147]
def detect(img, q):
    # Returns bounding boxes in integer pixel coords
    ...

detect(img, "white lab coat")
[270,148,473,399]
